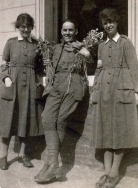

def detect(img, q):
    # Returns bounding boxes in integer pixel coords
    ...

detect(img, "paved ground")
[0,149,138,188]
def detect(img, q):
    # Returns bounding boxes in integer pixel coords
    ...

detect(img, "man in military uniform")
[35,19,91,183]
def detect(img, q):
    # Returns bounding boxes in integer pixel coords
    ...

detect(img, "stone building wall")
[0,0,37,66]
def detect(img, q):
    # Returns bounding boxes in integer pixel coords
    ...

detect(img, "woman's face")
[18,23,33,39]
[102,19,118,38]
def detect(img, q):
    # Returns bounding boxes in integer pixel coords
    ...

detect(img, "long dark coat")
[92,35,138,149]
[0,37,44,138]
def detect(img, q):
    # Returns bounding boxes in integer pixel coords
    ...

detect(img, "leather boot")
[35,130,62,183]
[35,162,63,183]
[34,163,48,180]
[0,157,8,170]
[18,156,33,168]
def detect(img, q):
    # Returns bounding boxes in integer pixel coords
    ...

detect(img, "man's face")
[61,22,78,42]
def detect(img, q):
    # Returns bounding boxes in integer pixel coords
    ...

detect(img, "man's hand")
[4,77,12,87]
[78,47,91,59]
[135,93,138,105]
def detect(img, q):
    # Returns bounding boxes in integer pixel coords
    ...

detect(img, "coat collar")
[60,39,82,52]
[105,32,120,44]
[53,40,82,69]
[18,33,32,43]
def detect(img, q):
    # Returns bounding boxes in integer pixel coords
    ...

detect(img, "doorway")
[58,0,128,75]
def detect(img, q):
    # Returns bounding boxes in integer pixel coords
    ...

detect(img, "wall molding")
[35,0,45,39]
[128,0,138,54]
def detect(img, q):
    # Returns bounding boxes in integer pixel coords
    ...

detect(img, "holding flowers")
[34,19,103,184]
[36,28,103,95]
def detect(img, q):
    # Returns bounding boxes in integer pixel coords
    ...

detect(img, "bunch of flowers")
[82,28,103,48]
[35,29,103,93]
[36,39,55,93]
[72,29,103,75]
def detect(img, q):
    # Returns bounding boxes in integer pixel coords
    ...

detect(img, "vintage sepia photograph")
[0,0,138,188]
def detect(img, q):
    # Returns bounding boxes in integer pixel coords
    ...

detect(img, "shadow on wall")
[13,135,46,159]
[59,89,90,171]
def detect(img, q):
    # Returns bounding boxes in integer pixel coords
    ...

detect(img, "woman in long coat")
[0,13,44,169]
[91,8,138,188]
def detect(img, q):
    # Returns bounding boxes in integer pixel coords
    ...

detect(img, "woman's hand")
[135,93,138,105]
[4,77,12,87]
[97,60,103,68]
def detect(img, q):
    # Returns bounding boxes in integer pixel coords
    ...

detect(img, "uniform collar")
[105,32,120,44]
[18,34,32,43]
[60,40,82,52]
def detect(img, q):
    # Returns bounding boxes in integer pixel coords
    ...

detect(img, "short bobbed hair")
[14,13,34,29]
[99,8,120,22]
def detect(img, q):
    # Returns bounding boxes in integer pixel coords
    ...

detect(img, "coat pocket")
[1,85,14,101]
[92,83,100,104]
[117,83,134,104]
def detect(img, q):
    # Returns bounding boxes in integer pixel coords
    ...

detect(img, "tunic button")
[109,55,111,57]
[24,46,27,49]
[108,81,110,84]
[108,72,111,75]
[109,46,112,48]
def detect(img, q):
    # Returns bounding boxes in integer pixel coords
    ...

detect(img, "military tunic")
[42,42,88,131]
[92,34,138,149]
[0,37,44,137]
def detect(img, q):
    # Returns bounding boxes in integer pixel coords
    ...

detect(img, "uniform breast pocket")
[116,83,134,104]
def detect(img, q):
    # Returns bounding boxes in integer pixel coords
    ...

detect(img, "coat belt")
[9,63,35,68]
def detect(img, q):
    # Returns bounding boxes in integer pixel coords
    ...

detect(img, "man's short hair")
[62,19,78,29]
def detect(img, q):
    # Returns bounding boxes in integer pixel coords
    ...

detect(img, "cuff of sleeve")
[2,75,10,83]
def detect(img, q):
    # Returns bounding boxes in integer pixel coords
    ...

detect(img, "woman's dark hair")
[99,8,120,22]
[14,13,34,29]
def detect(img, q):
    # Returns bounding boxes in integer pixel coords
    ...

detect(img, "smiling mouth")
[65,35,71,38]
[107,28,113,31]
[64,36,72,40]
[22,31,30,34]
